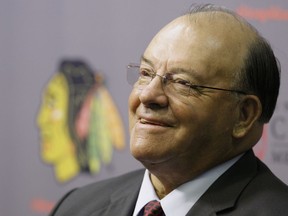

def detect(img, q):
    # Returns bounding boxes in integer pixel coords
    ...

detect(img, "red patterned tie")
[143,200,165,216]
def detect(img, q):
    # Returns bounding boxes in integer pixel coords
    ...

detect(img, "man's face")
[129,14,250,169]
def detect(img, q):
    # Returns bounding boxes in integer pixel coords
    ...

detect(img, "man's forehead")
[143,11,257,83]
[157,12,256,57]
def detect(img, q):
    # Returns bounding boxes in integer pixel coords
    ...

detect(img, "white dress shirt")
[132,154,242,216]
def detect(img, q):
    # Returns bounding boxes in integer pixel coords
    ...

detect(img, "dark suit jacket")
[50,150,288,216]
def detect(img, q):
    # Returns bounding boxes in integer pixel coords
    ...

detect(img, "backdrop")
[0,0,287,215]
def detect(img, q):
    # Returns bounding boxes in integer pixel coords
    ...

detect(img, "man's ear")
[233,95,262,138]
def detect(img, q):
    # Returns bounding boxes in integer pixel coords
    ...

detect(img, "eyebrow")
[140,55,203,82]
[140,55,154,67]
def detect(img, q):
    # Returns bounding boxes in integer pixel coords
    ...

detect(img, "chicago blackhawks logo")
[37,60,125,182]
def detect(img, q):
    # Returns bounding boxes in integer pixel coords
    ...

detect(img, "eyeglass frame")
[127,63,248,96]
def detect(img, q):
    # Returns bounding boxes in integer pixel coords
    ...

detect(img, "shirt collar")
[132,154,243,216]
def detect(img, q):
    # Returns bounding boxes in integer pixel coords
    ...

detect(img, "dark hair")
[188,4,280,123]
[241,37,280,123]
[59,60,96,170]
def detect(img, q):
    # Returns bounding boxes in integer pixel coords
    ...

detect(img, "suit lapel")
[103,170,144,216]
[187,150,258,216]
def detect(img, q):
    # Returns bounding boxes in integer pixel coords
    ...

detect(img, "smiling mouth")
[139,118,170,127]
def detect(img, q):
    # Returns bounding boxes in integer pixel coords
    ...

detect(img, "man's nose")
[138,75,169,108]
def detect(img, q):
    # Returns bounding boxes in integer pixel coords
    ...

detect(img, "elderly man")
[50,4,288,216]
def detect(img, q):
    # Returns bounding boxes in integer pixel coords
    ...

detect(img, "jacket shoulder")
[50,169,145,216]
[189,151,288,216]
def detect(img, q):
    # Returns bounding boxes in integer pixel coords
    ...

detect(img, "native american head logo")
[37,60,125,182]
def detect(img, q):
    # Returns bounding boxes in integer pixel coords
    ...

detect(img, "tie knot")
[143,200,165,216]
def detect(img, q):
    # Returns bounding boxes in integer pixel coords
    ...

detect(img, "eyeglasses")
[127,63,248,97]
